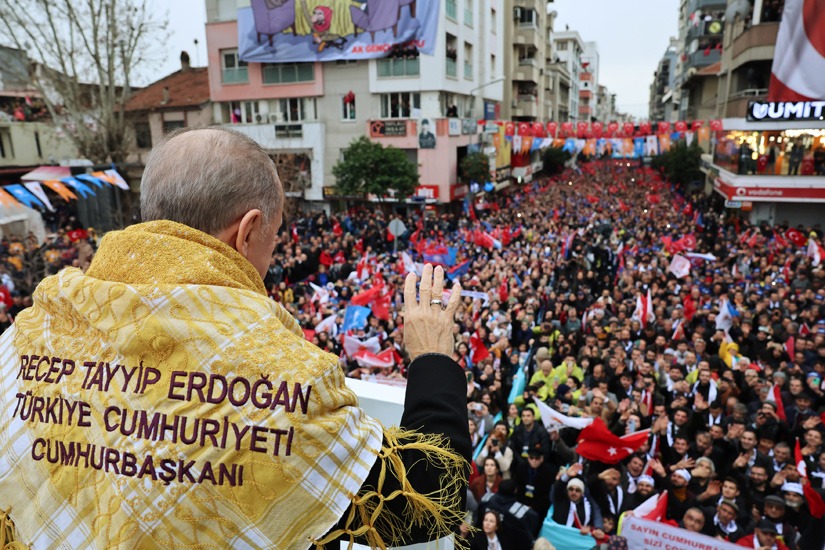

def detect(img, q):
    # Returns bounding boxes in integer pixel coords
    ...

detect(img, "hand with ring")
[403,264,462,361]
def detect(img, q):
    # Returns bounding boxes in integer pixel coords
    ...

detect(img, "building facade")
[204,0,504,207]
[648,37,679,122]
[552,30,584,124]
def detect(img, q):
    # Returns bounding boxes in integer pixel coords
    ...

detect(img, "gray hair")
[140,127,283,236]
[695,456,716,474]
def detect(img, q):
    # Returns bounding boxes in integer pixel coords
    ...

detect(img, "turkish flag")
[795,438,807,478]
[546,121,557,137]
[657,121,671,135]
[576,418,650,464]
[643,491,669,523]
[691,120,704,131]
[469,333,490,363]
[785,228,807,247]
[561,122,574,137]
[533,121,545,136]
[709,119,723,131]
[518,122,531,136]
[804,482,825,519]
[592,121,604,137]
[504,121,515,136]
[350,284,382,306]
[674,121,687,132]
[623,122,635,136]
[577,121,589,138]
[639,122,651,135]
[606,122,619,136]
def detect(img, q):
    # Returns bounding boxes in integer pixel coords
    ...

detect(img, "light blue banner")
[239,0,439,63]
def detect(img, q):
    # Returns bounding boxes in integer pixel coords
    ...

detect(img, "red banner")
[657,121,671,134]
[546,121,557,137]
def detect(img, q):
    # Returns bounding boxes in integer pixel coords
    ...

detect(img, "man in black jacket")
[508,407,550,466]
[513,449,554,518]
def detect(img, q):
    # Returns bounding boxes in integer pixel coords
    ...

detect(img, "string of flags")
[0,169,129,212]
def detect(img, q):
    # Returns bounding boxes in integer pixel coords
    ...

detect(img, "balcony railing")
[446,57,457,77]
[221,67,248,84]
[275,123,303,139]
[687,49,721,68]
[445,0,457,20]
[377,57,420,77]
[518,57,538,68]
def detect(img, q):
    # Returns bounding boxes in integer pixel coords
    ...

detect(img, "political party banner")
[238,0,439,63]
[620,516,740,550]
[668,254,691,279]
[769,0,825,101]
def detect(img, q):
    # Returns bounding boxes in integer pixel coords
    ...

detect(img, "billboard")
[238,0,440,63]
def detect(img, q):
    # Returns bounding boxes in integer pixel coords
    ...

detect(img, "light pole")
[469,77,506,126]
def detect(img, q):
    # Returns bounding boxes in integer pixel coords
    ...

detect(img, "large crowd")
[3,159,824,549]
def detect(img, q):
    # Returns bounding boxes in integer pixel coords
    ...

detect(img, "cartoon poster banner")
[238,0,439,63]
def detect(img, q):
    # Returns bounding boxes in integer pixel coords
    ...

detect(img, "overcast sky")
[149,0,680,120]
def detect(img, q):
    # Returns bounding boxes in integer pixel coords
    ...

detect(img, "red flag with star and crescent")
[576,418,651,464]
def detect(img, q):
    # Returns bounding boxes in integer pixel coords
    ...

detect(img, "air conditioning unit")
[514,7,522,19]
[269,112,284,123]
[255,113,264,123]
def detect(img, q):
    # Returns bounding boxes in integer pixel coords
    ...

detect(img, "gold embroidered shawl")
[0,221,387,549]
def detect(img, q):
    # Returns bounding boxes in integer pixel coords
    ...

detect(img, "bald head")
[140,127,283,236]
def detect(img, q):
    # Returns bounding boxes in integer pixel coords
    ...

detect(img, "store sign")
[715,178,825,202]
[451,184,468,200]
[369,120,408,137]
[484,122,499,134]
[747,100,825,121]
[448,118,461,136]
[462,118,476,134]
[484,101,496,120]
[414,185,439,200]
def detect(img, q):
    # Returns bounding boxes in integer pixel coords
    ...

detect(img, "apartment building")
[552,30,584,124]
[679,0,825,227]
[501,0,554,122]
[204,0,504,208]
[648,38,680,122]
[578,41,599,123]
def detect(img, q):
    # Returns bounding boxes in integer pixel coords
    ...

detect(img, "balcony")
[446,57,457,78]
[580,90,592,100]
[687,49,721,69]
[514,22,539,46]
[724,89,768,118]
[513,96,538,118]
[221,67,248,84]
[377,57,420,77]
[731,22,779,69]
[515,58,540,84]
[688,0,728,11]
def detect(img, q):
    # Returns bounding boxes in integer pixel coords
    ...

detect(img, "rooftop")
[125,67,210,112]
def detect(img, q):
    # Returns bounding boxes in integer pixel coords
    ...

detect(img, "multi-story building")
[578,41,599,122]
[0,46,77,182]
[683,1,825,226]
[673,0,726,120]
[648,37,679,122]
[204,0,504,209]
[545,13,571,123]
[501,0,554,122]
[553,30,584,124]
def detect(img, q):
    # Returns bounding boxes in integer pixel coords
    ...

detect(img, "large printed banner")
[238,0,439,63]
[620,517,741,550]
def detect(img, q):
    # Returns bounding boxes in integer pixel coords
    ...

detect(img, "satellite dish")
[725,0,750,21]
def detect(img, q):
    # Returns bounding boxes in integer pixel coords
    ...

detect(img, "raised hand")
[403,264,462,361]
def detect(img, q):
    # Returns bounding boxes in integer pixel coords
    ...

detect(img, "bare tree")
[0,0,167,163]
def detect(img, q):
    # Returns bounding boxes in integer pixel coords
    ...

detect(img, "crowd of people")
[266,160,824,549]
[3,157,824,549]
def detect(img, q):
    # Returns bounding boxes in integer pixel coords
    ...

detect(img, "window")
[380,92,420,118]
[221,49,248,84]
[464,43,473,80]
[445,0,457,20]
[491,8,497,33]
[134,122,152,148]
[518,8,536,26]
[377,57,420,77]
[557,41,568,51]
[342,94,356,120]
[491,54,496,76]
[464,0,473,26]
[243,101,262,123]
[0,129,11,158]
[262,63,314,84]
[280,98,305,122]
[446,33,458,78]
[163,120,185,134]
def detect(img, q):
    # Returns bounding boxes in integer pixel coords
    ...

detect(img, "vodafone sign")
[714,178,825,202]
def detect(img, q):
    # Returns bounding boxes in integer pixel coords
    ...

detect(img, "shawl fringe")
[1,508,27,550]
[312,427,470,550]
